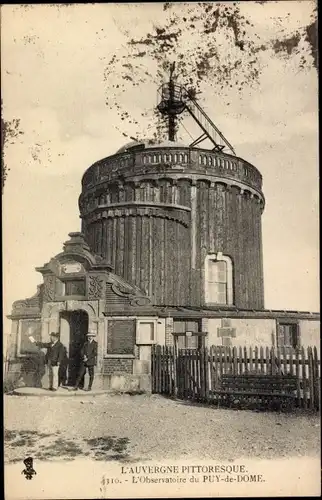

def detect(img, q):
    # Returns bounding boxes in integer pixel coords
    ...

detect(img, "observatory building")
[6,67,320,391]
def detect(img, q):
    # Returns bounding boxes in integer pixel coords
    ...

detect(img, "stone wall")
[102,357,133,375]
[299,320,320,348]
[207,317,320,348]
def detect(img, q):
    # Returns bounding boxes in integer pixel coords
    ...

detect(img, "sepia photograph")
[2,2,320,498]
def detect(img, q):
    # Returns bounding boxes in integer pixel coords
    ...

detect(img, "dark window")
[173,319,204,349]
[65,280,86,296]
[107,319,136,354]
[277,322,299,348]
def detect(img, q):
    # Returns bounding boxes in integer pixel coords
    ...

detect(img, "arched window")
[205,253,233,305]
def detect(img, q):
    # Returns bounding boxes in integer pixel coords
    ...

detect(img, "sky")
[2,2,319,337]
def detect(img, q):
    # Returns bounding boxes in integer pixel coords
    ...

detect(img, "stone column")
[96,318,105,371]
[165,317,174,346]
[92,318,105,390]
[201,318,209,347]
[59,315,70,355]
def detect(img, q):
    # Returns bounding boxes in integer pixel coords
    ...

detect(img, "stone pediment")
[33,232,151,308]
[9,232,151,318]
[35,232,113,277]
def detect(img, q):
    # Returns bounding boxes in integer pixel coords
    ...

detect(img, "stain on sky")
[103,2,318,142]
[1,104,24,193]
[2,3,318,190]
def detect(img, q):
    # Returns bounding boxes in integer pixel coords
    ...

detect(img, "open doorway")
[59,310,89,386]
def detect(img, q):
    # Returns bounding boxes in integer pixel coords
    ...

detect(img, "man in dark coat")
[36,332,67,391]
[72,331,98,391]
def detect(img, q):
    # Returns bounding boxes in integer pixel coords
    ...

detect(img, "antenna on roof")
[157,62,186,142]
[157,62,236,155]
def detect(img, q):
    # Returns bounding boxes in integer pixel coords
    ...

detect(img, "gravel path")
[4,394,320,464]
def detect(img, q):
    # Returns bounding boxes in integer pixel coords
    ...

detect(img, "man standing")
[36,332,67,391]
[72,331,97,391]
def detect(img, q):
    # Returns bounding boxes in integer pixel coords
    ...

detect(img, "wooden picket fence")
[151,345,321,411]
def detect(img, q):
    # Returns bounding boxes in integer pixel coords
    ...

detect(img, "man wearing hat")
[35,332,67,391]
[72,331,98,391]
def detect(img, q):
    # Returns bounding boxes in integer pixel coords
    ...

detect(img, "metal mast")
[157,63,235,155]
[157,62,185,142]
[168,62,176,141]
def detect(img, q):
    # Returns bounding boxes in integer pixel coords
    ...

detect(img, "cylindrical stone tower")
[79,140,265,309]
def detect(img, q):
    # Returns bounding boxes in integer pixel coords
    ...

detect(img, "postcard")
[2,2,320,499]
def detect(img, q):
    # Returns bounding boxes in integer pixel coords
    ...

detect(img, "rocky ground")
[4,393,320,464]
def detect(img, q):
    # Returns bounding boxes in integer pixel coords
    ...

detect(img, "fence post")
[260,346,265,374]
[165,346,169,394]
[249,346,253,374]
[289,347,294,377]
[244,346,249,375]
[265,347,269,375]
[313,346,320,411]
[282,346,287,375]
[276,347,281,376]
[238,346,243,375]
[186,349,191,399]
[170,345,173,396]
[151,345,155,393]
[158,345,162,394]
[295,347,301,408]
[232,346,237,376]
[270,347,274,375]
[308,346,314,410]
[254,346,259,374]
[313,347,321,410]
[209,346,213,398]
[301,346,308,410]
[204,346,209,402]
[192,350,199,399]
[173,343,178,398]
[199,347,204,401]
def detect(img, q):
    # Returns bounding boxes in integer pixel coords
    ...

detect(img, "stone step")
[11,387,107,397]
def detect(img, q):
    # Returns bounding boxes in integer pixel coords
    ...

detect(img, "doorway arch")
[59,309,89,386]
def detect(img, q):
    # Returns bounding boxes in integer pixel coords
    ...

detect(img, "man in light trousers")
[36,332,67,391]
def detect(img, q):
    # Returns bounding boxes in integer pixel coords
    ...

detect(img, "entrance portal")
[59,310,89,386]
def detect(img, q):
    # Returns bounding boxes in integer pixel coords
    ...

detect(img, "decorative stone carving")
[88,275,104,299]
[130,296,151,307]
[43,275,55,302]
[111,283,133,298]
[110,283,151,307]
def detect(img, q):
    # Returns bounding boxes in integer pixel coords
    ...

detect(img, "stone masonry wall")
[102,358,133,375]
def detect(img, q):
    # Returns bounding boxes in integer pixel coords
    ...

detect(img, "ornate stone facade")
[88,275,104,300]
